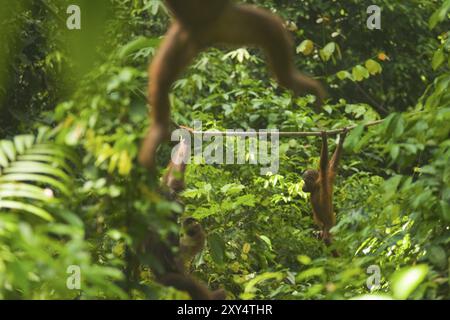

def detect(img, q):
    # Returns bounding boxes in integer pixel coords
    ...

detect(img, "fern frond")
[0,130,79,221]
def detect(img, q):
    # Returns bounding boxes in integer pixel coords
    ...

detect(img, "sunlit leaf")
[0,200,53,221]
[320,42,336,61]
[118,36,161,59]
[297,40,314,56]
[391,265,429,300]
[365,59,383,75]
[0,140,16,161]
[243,272,284,294]
[337,70,352,80]
[352,65,370,81]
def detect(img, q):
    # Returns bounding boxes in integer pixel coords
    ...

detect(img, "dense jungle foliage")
[0,0,449,300]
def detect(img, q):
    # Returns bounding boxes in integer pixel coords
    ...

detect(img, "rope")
[178,119,384,137]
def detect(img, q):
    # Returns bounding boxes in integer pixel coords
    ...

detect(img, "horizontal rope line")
[178,119,384,137]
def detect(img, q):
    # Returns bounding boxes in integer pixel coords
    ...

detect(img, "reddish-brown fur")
[142,142,226,300]
[139,0,327,172]
[302,129,347,252]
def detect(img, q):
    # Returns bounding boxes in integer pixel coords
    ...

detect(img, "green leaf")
[297,40,314,56]
[427,246,447,269]
[53,209,84,229]
[208,233,225,266]
[337,70,352,81]
[236,49,250,63]
[296,267,324,281]
[118,36,161,59]
[5,161,72,184]
[243,272,284,294]
[0,140,16,161]
[234,194,256,207]
[0,174,70,196]
[352,65,370,81]
[297,255,312,265]
[17,154,74,175]
[0,149,8,167]
[320,42,336,61]
[0,200,54,221]
[192,206,216,220]
[432,48,445,70]
[382,175,402,202]
[383,113,404,138]
[28,144,79,167]
[36,127,52,143]
[345,104,368,119]
[142,0,166,15]
[0,183,57,203]
[441,200,450,221]
[118,151,132,176]
[428,0,450,29]
[365,59,383,75]
[14,135,34,154]
[220,183,245,195]
[258,235,273,250]
[390,145,400,161]
[391,265,429,300]
[344,124,365,150]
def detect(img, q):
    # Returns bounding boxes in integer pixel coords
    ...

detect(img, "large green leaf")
[118,36,161,59]
[29,144,79,167]
[320,42,336,61]
[17,154,74,174]
[5,162,72,184]
[0,140,16,161]
[0,183,57,203]
[0,200,54,221]
[0,173,70,196]
[391,265,429,300]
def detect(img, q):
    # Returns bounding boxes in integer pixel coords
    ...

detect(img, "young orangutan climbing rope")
[302,129,348,255]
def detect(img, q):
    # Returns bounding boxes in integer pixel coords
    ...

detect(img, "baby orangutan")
[179,217,206,269]
[302,129,348,252]
[139,0,327,172]
[142,140,226,300]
